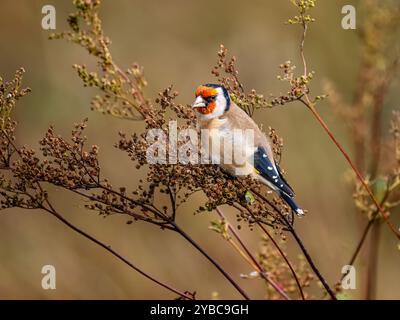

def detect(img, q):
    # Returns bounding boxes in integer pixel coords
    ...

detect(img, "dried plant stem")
[253,217,306,300]
[231,203,305,300]
[251,189,336,300]
[299,6,397,300]
[41,203,194,300]
[215,207,292,300]
[301,98,400,240]
[0,130,194,300]
[340,194,389,299]
[57,167,250,299]
[49,145,250,300]
[94,183,250,299]
[227,234,260,271]
[369,57,399,177]
[300,20,308,77]
[114,59,250,300]
[343,219,375,279]
[365,221,381,299]
[5,128,248,300]
[364,59,399,299]
[112,62,147,113]
[40,176,251,300]
[369,89,384,178]
[339,188,389,286]
[232,203,289,231]
[169,220,250,300]
[288,222,337,300]
[297,10,399,240]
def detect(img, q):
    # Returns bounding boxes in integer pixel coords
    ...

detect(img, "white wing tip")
[296,208,305,217]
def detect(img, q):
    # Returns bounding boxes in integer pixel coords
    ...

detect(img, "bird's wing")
[223,103,274,158]
[222,103,296,197]
[253,147,295,197]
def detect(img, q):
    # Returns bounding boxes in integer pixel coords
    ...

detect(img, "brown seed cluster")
[0,69,290,232]
[0,68,31,129]
[116,91,291,229]
[212,45,269,117]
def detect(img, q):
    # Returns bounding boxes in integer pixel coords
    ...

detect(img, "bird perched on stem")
[192,83,304,216]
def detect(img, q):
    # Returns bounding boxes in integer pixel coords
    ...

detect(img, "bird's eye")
[206,95,217,102]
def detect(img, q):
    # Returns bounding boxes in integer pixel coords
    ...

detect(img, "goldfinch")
[192,83,304,216]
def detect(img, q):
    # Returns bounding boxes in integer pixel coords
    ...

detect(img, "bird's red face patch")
[195,101,216,114]
[194,86,218,114]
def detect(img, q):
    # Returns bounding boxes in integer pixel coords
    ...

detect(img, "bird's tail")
[280,192,304,217]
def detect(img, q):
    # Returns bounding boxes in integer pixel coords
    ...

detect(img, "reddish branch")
[302,99,400,240]
[296,6,400,240]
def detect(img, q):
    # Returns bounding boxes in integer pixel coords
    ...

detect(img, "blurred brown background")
[0,0,399,299]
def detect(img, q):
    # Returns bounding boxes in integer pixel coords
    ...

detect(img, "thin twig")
[45,139,251,300]
[231,203,305,299]
[1,130,194,300]
[339,189,390,284]
[251,189,337,300]
[169,220,251,300]
[253,216,306,300]
[300,98,400,240]
[295,4,400,239]
[216,207,292,300]
[41,203,194,300]
[365,221,381,299]
[99,182,251,299]
[300,19,308,77]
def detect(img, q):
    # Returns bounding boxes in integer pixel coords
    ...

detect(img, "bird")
[192,83,304,216]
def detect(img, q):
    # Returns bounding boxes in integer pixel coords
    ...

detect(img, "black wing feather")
[253,147,294,197]
[275,162,295,196]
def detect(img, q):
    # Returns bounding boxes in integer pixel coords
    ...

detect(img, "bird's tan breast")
[197,103,276,167]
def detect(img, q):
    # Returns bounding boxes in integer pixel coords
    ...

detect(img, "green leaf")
[373,176,388,204]
[245,191,255,204]
[336,292,351,300]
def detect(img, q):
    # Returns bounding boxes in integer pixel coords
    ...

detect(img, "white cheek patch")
[215,90,227,113]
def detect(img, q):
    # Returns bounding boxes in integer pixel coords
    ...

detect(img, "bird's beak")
[192,96,206,109]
